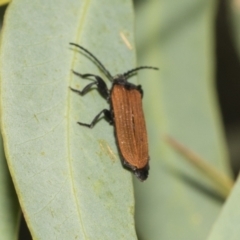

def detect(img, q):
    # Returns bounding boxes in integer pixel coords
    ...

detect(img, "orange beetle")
[70,43,158,181]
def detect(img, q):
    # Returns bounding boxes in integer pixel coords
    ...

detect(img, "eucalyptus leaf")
[0,0,9,7]
[0,4,20,239]
[206,2,240,239]
[207,175,240,240]
[229,0,240,56]
[0,0,138,239]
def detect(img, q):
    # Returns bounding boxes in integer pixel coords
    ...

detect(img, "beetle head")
[113,74,127,84]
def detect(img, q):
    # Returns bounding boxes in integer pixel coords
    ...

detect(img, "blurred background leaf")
[0,136,20,240]
[207,175,240,240]
[206,1,240,239]
[0,0,10,7]
[134,0,233,239]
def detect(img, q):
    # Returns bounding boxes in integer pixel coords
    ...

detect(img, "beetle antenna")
[123,66,159,78]
[70,43,113,80]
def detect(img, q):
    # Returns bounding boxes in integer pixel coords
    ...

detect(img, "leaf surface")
[134,0,232,239]
[0,0,137,239]
[206,2,240,239]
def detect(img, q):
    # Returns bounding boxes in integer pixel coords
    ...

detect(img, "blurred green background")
[1,0,240,239]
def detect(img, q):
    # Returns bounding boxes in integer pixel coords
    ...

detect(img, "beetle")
[70,43,158,181]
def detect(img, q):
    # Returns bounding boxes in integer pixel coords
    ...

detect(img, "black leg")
[70,82,96,95]
[104,110,113,124]
[78,109,112,128]
[71,70,110,100]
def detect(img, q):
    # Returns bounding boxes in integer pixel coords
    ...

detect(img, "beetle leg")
[72,70,110,100]
[78,109,112,128]
[70,82,96,95]
[103,109,113,125]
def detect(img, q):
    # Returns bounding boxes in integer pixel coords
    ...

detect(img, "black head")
[112,74,128,85]
[133,166,149,181]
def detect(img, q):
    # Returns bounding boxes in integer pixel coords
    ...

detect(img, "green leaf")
[0,5,20,239]
[206,3,240,239]
[229,0,240,56]
[0,134,20,240]
[0,0,138,239]
[134,0,232,239]
[0,0,10,7]
[207,176,240,240]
